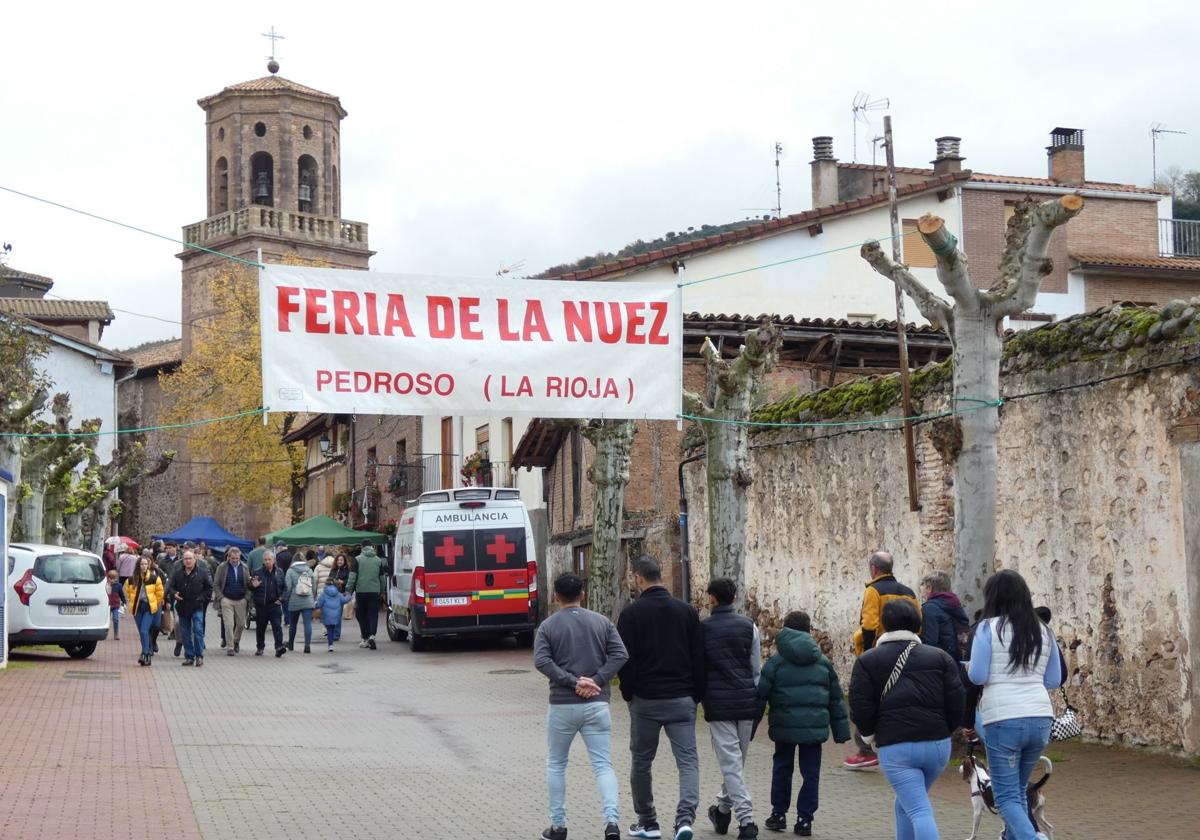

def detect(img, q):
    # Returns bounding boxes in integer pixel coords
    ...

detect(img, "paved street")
[2,613,1198,840]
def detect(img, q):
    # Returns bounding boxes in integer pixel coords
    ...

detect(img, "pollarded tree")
[0,314,49,533]
[860,194,1083,607]
[682,320,781,599]
[579,419,636,623]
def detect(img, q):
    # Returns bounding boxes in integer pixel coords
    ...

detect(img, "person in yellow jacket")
[124,555,165,667]
[844,550,920,770]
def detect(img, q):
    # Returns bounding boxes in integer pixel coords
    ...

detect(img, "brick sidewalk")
[3,622,1198,839]
[0,632,202,840]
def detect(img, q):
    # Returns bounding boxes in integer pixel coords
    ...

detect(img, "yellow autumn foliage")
[158,257,311,510]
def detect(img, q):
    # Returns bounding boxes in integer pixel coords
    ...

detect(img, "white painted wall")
[35,339,121,465]
[604,191,965,323]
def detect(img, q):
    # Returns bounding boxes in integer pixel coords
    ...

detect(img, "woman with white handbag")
[964,571,1063,840]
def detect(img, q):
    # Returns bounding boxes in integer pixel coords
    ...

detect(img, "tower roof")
[198,75,346,117]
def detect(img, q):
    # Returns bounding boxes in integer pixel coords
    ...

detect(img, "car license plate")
[58,605,89,615]
[434,596,469,607]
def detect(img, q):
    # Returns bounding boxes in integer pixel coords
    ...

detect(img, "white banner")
[259,266,682,419]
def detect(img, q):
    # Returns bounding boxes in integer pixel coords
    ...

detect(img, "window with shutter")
[902,219,937,268]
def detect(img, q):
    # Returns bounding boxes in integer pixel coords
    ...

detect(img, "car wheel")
[386,608,407,642]
[408,628,427,652]
[62,642,97,660]
[514,630,535,648]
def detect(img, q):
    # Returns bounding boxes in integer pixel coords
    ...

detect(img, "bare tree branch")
[917,214,978,308]
[991,195,1085,316]
[861,240,953,333]
[682,390,712,418]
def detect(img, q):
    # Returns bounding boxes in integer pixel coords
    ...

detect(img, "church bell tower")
[177,58,373,533]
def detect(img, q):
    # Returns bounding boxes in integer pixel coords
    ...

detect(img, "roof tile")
[1071,254,1200,271]
[0,297,114,321]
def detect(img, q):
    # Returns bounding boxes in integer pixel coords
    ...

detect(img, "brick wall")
[962,189,1159,296]
[352,414,423,531]
[1084,274,1200,310]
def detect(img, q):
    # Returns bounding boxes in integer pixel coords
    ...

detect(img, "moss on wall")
[753,300,1200,426]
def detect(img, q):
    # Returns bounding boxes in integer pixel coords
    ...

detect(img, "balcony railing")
[1160,218,1200,257]
[182,206,370,252]
[387,455,515,497]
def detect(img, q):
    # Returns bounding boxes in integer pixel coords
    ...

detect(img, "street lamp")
[318,433,331,455]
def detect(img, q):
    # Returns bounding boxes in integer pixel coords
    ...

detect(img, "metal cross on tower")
[262,25,285,60]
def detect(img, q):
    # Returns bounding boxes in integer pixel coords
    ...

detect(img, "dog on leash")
[960,742,1053,840]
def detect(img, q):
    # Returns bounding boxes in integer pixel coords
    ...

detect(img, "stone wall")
[117,373,183,541]
[684,314,1200,752]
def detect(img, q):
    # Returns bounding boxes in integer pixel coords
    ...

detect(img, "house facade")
[547,129,1196,330]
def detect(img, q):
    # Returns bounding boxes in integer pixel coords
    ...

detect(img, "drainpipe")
[678,452,703,604]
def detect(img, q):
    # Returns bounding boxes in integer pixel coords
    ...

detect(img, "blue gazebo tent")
[152,515,254,552]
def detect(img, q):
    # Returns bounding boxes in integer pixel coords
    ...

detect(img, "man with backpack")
[919,571,970,663]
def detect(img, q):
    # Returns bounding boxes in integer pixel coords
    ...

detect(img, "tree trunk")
[580,420,635,623]
[0,442,20,534]
[683,321,781,605]
[19,489,45,544]
[703,419,750,586]
[950,309,1003,610]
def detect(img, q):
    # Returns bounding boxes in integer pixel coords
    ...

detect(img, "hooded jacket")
[313,583,352,626]
[920,591,969,661]
[315,557,334,593]
[756,628,851,745]
[347,546,386,595]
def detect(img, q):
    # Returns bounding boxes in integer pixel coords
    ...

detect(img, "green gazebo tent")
[263,514,386,546]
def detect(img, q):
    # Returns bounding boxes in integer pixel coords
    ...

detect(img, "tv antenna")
[773,142,784,218]
[852,92,889,162]
[496,259,526,277]
[1150,123,1186,186]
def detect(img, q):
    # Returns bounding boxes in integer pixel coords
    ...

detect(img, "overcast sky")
[1,0,1196,349]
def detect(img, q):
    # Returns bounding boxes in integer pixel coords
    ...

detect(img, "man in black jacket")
[617,556,705,840]
[250,551,288,657]
[171,550,213,666]
[701,578,760,839]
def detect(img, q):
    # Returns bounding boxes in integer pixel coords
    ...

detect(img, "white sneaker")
[358,640,369,648]
[327,645,334,652]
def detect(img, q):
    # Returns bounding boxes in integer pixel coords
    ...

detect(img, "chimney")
[811,136,839,208]
[1047,127,1085,184]
[931,136,964,176]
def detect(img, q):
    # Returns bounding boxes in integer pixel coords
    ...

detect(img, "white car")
[7,543,110,659]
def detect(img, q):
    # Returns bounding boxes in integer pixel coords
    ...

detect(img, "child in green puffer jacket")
[755,611,851,837]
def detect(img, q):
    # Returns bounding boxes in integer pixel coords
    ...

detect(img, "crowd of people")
[534,553,1063,840]
[102,537,389,667]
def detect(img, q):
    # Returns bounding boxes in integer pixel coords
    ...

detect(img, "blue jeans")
[136,609,156,655]
[983,718,1052,840]
[546,702,619,827]
[878,738,951,840]
[771,741,822,819]
[110,608,121,638]
[288,608,313,647]
[180,611,206,660]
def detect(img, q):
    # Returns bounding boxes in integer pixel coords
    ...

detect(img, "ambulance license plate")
[434,596,469,607]
[58,605,89,615]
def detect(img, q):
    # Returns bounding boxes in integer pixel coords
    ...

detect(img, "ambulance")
[385,487,539,651]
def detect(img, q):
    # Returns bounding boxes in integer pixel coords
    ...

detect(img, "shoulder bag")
[1050,687,1082,741]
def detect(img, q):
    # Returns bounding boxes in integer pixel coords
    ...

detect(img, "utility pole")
[883,115,920,512]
